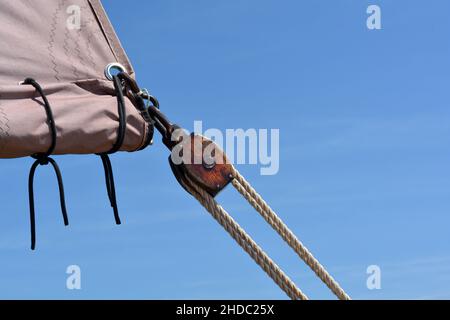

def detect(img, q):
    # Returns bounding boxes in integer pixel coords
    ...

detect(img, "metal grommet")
[104,62,127,81]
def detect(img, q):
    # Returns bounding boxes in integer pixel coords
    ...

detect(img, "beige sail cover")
[0,0,151,158]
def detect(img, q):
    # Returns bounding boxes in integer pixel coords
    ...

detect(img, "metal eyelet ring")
[104,62,127,81]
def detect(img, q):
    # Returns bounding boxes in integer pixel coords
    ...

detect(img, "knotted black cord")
[98,74,127,225]
[22,78,69,250]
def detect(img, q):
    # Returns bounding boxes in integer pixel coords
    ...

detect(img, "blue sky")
[1,0,450,299]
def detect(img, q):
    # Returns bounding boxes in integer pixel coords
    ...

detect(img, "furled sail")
[0,0,154,250]
[0,0,152,158]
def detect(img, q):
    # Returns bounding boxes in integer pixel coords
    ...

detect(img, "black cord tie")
[22,78,69,250]
[98,74,127,225]
[100,154,121,224]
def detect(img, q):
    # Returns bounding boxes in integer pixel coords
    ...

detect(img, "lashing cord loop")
[97,74,127,225]
[99,71,160,224]
[21,78,69,250]
[142,96,351,299]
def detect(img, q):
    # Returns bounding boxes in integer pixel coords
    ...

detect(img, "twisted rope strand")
[231,167,350,300]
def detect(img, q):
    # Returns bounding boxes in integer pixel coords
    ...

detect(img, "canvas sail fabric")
[0,0,151,158]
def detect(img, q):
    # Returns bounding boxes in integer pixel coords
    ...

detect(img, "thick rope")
[22,78,69,250]
[181,174,308,300]
[230,167,350,300]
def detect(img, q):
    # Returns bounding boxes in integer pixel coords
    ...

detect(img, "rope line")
[180,173,308,300]
[230,167,350,300]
